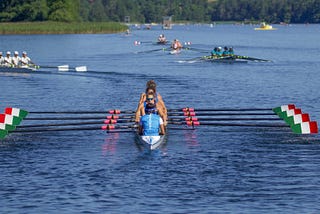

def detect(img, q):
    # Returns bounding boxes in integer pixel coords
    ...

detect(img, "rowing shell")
[0,66,37,73]
[135,132,166,150]
[203,57,248,64]
[170,49,181,55]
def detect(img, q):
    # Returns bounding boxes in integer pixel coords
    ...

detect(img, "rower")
[222,46,230,56]
[228,47,234,56]
[158,34,167,44]
[210,47,218,58]
[12,51,21,67]
[0,52,4,65]
[216,47,223,57]
[138,102,165,136]
[20,51,34,68]
[171,39,183,50]
[135,80,167,125]
[4,51,13,67]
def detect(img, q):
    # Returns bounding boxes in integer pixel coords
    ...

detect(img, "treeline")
[1,0,320,23]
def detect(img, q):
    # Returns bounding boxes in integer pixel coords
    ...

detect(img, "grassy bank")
[0,21,128,34]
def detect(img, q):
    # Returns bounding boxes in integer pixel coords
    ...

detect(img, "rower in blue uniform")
[139,100,165,136]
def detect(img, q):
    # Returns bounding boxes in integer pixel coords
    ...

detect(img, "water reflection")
[102,132,120,155]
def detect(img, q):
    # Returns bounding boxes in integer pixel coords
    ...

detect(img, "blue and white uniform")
[140,113,163,136]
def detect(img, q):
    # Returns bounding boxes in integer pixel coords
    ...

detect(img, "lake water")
[1,24,320,213]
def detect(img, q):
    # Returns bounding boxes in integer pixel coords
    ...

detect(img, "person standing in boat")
[138,100,165,136]
[0,52,4,65]
[171,39,183,50]
[12,51,21,67]
[20,51,34,68]
[4,51,13,67]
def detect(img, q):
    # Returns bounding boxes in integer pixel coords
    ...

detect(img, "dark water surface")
[1,24,320,213]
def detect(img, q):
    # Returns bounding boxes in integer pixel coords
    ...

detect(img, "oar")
[169,121,289,128]
[24,115,134,120]
[186,47,209,53]
[134,47,169,54]
[37,65,87,72]
[28,107,274,115]
[17,120,105,128]
[169,117,281,122]
[13,124,137,133]
[168,112,276,117]
[171,107,273,112]
[234,55,271,62]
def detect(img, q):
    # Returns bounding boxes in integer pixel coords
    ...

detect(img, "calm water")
[1,24,320,213]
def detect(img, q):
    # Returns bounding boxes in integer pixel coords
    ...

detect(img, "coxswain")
[171,39,183,50]
[0,52,4,65]
[20,51,34,68]
[12,51,21,67]
[4,51,13,67]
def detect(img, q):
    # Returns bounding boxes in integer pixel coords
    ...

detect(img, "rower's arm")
[135,103,145,123]
[157,104,167,125]
[159,124,165,135]
[138,93,146,106]
[157,93,167,115]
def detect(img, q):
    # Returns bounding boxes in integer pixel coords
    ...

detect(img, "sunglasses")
[146,97,154,101]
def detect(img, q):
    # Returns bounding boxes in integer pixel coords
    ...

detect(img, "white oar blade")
[75,66,87,72]
[58,65,69,71]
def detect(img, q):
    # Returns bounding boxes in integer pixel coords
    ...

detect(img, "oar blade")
[0,129,8,139]
[58,65,69,71]
[75,66,87,72]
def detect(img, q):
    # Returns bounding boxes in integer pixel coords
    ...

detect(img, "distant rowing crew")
[210,46,234,58]
[0,51,34,68]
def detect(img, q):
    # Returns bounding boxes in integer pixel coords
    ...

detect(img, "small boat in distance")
[254,22,277,30]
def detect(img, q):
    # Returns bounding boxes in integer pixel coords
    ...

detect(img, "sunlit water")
[1,24,320,213]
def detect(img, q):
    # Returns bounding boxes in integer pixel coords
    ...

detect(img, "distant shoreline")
[0,21,128,35]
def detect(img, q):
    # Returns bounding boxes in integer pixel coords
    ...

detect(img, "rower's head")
[6,51,11,56]
[146,87,156,95]
[0,52,2,56]
[22,51,27,56]
[146,93,155,104]
[146,80,157,90]
[224,46,228,50]
[14,51,19,56]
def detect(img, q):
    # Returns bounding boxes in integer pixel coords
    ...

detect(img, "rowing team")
[0,51,34,68]
[135,80,167,136]
[210,46,234,58]
[158,34,184,50]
